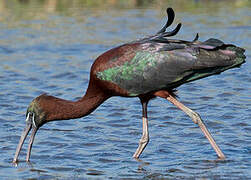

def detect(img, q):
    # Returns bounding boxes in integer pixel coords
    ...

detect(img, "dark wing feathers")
[157,8,175,34]
[137,7,182,44]
[203,38,224,47]
[96,8,245,96]
[97,39,244,96]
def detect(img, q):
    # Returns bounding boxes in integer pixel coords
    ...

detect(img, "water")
[0,0,250,179]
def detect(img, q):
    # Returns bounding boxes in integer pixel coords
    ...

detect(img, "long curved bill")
[13,123,31,163]
[13,123,38,163]
[26,127,38,162]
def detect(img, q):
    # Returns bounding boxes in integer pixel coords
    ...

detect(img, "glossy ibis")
[13,8,245,163]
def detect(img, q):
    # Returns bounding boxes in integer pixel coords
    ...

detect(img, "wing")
[95,8,245,96]
[96,39,245,96]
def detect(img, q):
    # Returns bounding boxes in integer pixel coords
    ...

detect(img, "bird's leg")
[165,94,225,159]
[133,98,149,159]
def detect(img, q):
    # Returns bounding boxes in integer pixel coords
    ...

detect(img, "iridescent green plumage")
[95,9,245,96]
[96,38,245,96]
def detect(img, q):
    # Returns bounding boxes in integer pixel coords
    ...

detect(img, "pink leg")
[166,94,225,159]
[133,97,150,159]
[133,116,149,158]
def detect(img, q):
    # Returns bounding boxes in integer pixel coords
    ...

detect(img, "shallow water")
[0,0,250,179]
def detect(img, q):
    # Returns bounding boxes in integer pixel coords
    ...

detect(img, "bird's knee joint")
[191,112,202,124]
[139,135,149,145]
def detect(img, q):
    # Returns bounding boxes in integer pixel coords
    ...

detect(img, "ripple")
[86,169,105,176]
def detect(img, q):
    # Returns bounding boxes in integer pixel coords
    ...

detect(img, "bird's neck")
[45,87,110,121]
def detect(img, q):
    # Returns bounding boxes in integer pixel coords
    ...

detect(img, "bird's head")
[26,97,47,128]
[13,95,48,163]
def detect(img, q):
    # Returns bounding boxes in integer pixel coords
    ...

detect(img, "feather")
[96,39,245,96]
[95,7,245,96]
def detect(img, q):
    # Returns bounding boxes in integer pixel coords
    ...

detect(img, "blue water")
[0,1,250,179]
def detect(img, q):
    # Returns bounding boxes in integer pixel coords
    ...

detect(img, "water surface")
[0,0,250,179]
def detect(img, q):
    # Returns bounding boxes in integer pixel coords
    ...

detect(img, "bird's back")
[91,8,245,97]
[92,38,245,96]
